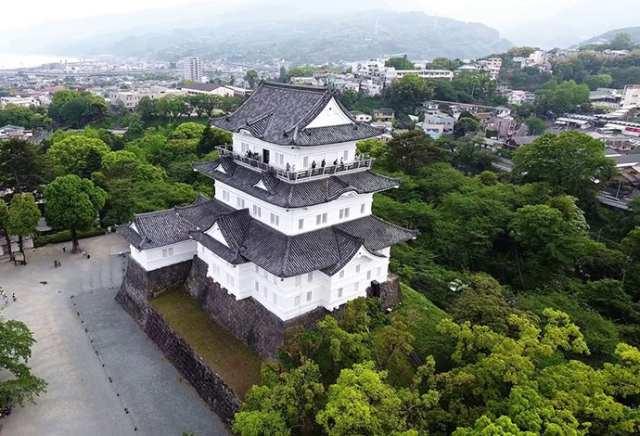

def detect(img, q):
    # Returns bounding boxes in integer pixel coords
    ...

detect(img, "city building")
[507,90,536,106]
[387,68,454,82]
[0,95,40,108]
[182,57,204,82]
[421,105,455,138]
[180,83,251,97]
[478,57,503,80]
[590,88,623,109]
[351,112,372,123]
[623,85,640,109]
[373,108,395,123]
[0,124,33,140]
[119,82,415,356]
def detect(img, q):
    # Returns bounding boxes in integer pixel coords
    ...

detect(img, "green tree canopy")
[6,193,41,263]
[0,319,47,410]
[0,138,48,193]
[47,135,110,178]
[512,131,616,206]
[44,175,106,253]
[48,89,107,128]
[385,55,415,70]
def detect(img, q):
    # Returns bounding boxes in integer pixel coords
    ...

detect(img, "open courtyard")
[0,234,228,436]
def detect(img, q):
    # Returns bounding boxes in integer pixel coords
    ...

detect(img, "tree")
[512,131,616,206]
[384,74,433,115]
[48,89,107,128]
[47,135,110,178]
[585,73,613,90]
[0,319,47,411]
[525,116,545,135]
[453,117,480,138]
[197,124,230,156]
[233,359,325,436]
[244,70,259,89]
[0,138,48,193]
[0,199,13,261]
[6,194,40,264]
[315,362,408,436]
[609,32,635,50]
[385,55,415,70]
[535,80,590,116]
[44,175,106,253]
[386,130,444,174]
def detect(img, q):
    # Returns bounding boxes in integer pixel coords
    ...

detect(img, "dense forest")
[231,131,640,435]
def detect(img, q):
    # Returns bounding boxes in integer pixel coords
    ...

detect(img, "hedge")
[34,228,106,247]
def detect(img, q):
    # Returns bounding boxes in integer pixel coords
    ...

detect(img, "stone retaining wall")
[116,259,241,424]
[185,257,327,358]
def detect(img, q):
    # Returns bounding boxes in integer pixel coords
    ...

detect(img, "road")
[0,234,228,436]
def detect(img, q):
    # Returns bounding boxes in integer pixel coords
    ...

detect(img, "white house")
[123,82,415,322]
[421,106,455,138]
[623,85,640,109]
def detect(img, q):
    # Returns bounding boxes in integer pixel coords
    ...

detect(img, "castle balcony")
[216,147,374,183]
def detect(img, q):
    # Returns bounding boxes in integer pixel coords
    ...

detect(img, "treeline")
[0,120,230,258]
[232,130,640,435]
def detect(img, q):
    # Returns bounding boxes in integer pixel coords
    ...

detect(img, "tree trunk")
[71,227,80,254]
[18,235,26,265]
[2,227,13,261]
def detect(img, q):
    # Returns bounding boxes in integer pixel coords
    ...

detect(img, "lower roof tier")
[122,196,416,278]
[193,156,399,208]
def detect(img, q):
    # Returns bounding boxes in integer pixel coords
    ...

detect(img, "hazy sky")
[1,0,575,30]
[2,0,639,46]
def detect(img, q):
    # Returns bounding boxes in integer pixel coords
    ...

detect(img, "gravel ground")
[0,234,228,436]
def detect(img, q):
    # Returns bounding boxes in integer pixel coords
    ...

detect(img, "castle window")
[367,270,372,280]
[270,213,279,226]
[339,208,350,219]
[307,272,314,282]
[343,150,349,161]
[295,275,302,286]
[338,287,343,298]
[298,218,304,230]
[252,205,261,217]
[322,213,327,224]
[303,156,309,168]
[360,203,366,214]
[294,295,301,306]
[255,281,259,292]
[168,247,174,256]
[236,197,245,209]
[306,291,312,302]
[222,190,230,201]
[316,214,321,225]
[355,264,361,273]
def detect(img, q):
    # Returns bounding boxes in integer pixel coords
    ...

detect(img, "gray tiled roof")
[210,81,381,145]
[193,157,399,208]
[123,197,416,278]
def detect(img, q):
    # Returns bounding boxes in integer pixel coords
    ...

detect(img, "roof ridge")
[261,80,328,93]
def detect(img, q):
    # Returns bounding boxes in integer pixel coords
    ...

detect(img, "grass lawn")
[151,290,262,398]
[393,283,452,364]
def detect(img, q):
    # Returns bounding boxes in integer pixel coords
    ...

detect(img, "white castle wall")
[233,132,358,172]
[214,181,374,236]
[130,240,196,271]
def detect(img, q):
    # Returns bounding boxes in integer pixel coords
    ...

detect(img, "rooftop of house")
[211,81,381,146]
[122,196,416,278]
[193,157,398,208]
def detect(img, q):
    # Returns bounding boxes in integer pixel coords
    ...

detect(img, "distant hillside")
[3,10,512,64]
[579,27,640,47]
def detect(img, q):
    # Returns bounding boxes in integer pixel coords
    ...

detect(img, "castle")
[118,82,416,357]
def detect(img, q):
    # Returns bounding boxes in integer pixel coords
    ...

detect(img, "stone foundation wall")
[116,258,241,424]
[367,273,401,310]
[124,256,193,299]
[185,257,327,358]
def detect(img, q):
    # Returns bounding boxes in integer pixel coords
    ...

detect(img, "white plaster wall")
[233,132,357,171]
[195,241,391,321]
[214,181,374,235]
[130,240,196,271]
[305,97,353,128]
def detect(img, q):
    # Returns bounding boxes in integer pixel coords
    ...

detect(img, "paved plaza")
[0,234,228,436]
